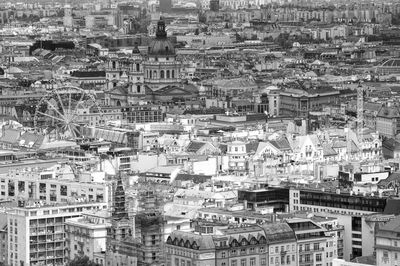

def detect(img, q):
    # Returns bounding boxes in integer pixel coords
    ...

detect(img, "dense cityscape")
[1,0,400,266]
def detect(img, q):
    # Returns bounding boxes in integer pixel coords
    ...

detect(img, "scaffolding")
[107,173,167,266]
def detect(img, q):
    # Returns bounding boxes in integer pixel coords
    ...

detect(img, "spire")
[156,18,167,39]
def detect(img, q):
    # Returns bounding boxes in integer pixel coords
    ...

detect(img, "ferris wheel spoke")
[55,91,67,117]
[44,100,66,120]
[70,124,81,137]
[36,111,66,123]
[68,91,72,115]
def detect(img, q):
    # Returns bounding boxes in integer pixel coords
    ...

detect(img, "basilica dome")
[148,19,175,57]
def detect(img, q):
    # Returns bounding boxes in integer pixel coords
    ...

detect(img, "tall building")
[105,174,138,266]
[143,19,182,91]
[6,202,107,266]
[286,218,336,266]
[65,211,111,265]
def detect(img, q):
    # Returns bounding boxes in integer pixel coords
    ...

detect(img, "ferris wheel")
[34,86,103,141]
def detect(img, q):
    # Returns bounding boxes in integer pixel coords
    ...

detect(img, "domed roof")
[148,19,175,57]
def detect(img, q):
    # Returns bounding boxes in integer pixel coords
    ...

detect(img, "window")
[222,252,226,258]
[316,254,322,262]
[231,260,237,266]
[314,243,320,250]
[250,258,255,266]
[261,259,266,265]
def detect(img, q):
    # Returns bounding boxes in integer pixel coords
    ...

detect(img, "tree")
[67,256,101,266]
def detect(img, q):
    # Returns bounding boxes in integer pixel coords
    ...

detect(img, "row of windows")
[146,69,176,79]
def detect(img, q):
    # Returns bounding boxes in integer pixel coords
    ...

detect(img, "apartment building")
[0,168,110,206]
[289,188,388,216]
[262,223,297,266]
[65,210,111,265]
[375,216,400,266]
[166,220,330,266]
[286,218,334,266]
[0,212,7,266]
[6,202,107,266]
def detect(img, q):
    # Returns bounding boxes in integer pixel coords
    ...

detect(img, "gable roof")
[270,137,292,151]
[377,106,400,118]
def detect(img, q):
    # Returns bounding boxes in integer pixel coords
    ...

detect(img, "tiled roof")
[186,141,206,153]
[377,106,400,118]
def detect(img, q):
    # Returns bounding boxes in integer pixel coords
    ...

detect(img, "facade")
[65,211,111,264]
[6,202,107,266]
[237,187,289,213]
[289,188,388,216]
[143,20,182,91]
[375,216,400,266]
[166,220,331,266]
[123,104,164,124]
[0,214,7,266]
[0,169,110,206]
[376,106,400,138]
[279,87,340,118]
[286,218,334,266]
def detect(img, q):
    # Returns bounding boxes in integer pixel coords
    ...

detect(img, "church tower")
[143,18,182,91]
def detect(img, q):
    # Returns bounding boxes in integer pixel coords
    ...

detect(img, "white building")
[65,210,111,264]
[6,202,107,266]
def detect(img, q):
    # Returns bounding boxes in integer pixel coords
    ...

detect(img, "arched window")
[172,70,175,78]
[166,70,170,78]
[137,85,141,93]
[165,46,169,53]
[153,70,157,79]
[149,70,152,79]
[160,70,165,79]
[136,63,140,72]
[112,61,116,69]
